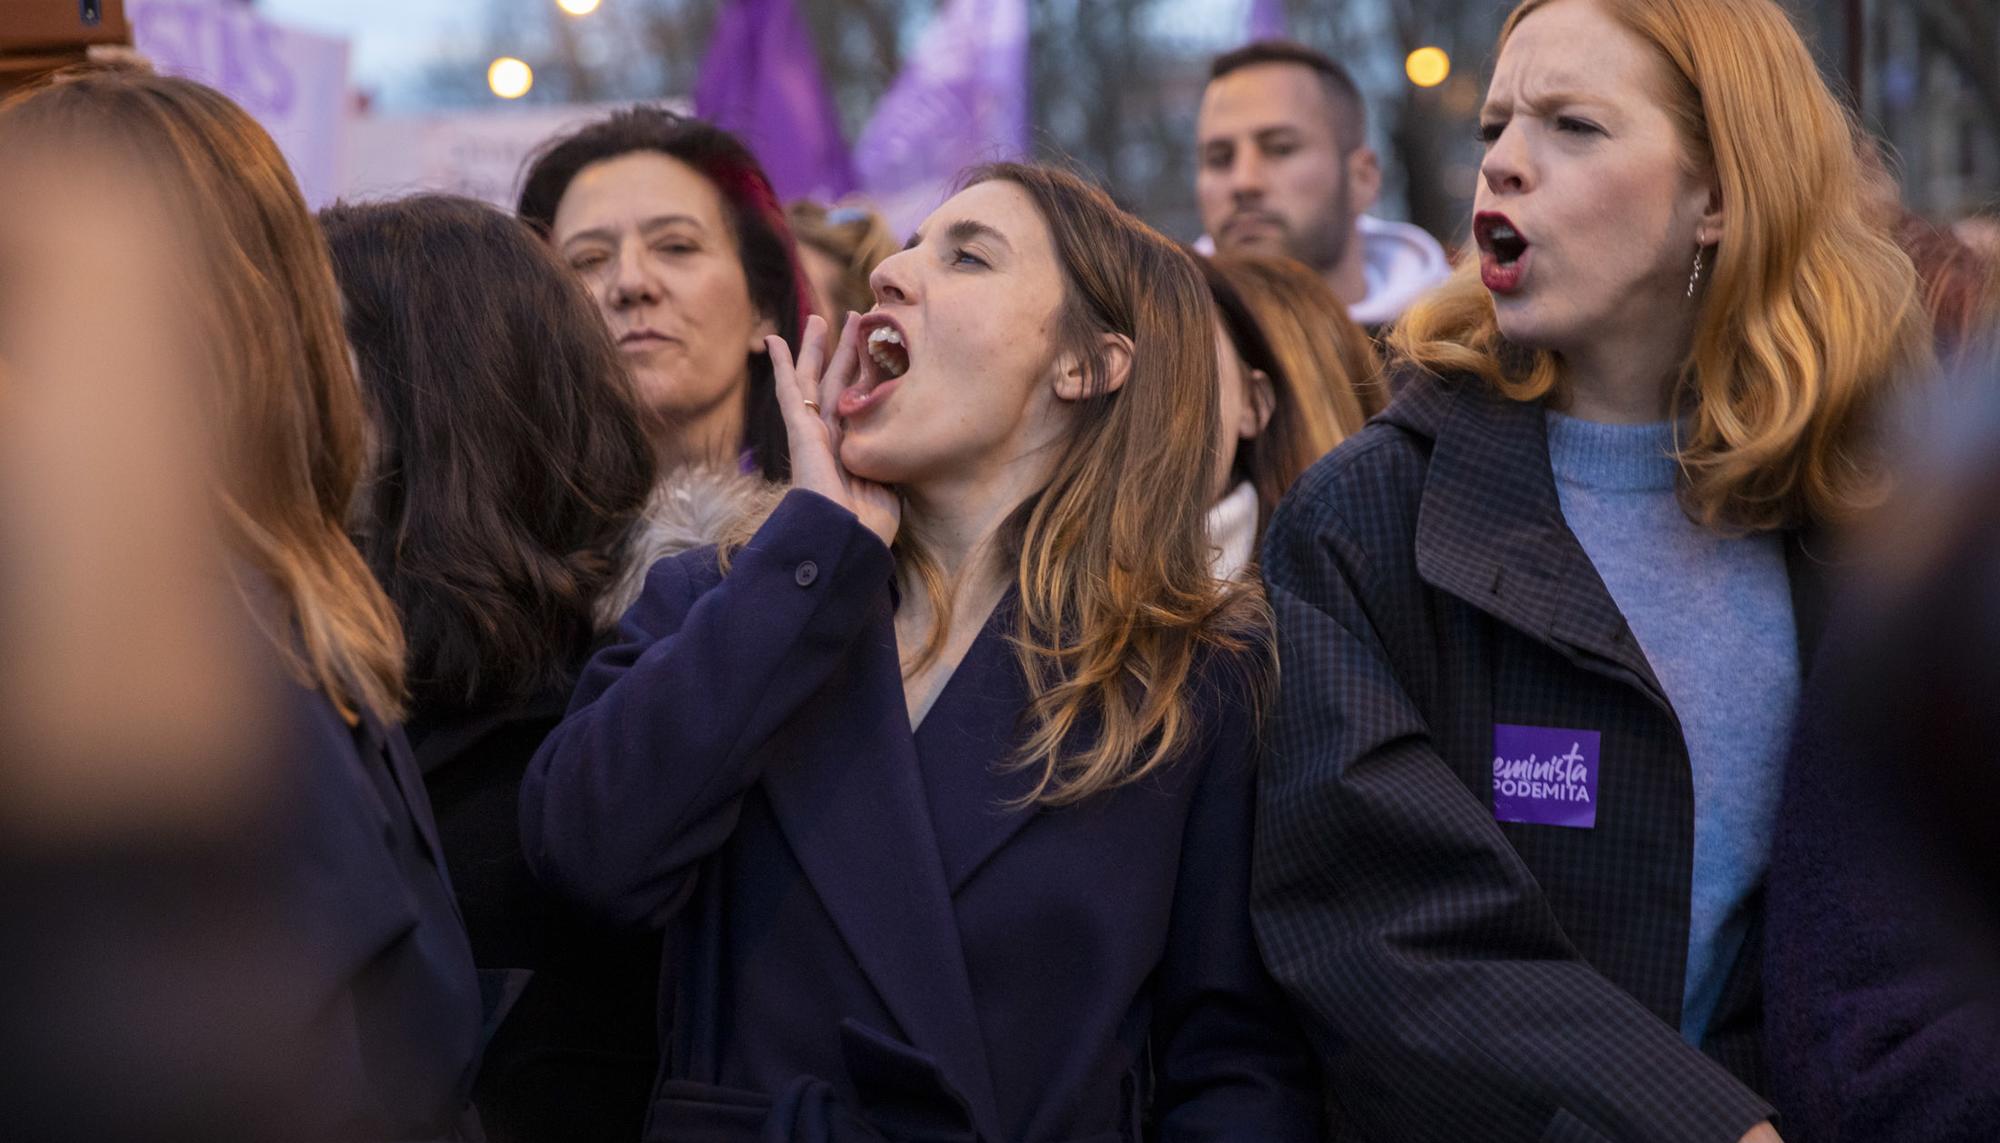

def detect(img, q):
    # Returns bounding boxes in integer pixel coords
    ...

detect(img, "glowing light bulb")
[1405,46,1450,88]
[557,0,600,15]
[488,57,533,100]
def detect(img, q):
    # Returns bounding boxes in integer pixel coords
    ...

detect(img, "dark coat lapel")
[357,708,453,879]
[910,593,1044,896]
[758,594,1002,1136]
[1407,374,1835,717]
[1409,379,1674,711]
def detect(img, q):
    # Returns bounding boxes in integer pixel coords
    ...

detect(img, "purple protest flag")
[853,0,1030,238]
[693,0,856,202]
[1247,0,1289,40]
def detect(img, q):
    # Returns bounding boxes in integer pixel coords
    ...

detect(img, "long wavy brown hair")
[1392,0,1932,532]
[958,163,1270,804]
[1,69,406,722]
[1204,253,1381,525]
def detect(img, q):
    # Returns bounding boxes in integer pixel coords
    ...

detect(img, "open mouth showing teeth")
[1487,224,1528,265]
[866,325,909,380]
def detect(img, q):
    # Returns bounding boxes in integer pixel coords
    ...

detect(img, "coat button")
[794,560,819,587]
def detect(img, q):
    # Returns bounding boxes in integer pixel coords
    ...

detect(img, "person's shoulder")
[1189,569,1286,701]
[278,678,359,754]
[1193,598,1274,683]
[1278,365,1462,532]
[630,541,726,619]
[1290,420,1425,506]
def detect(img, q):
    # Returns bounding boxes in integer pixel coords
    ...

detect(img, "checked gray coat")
[1254,368,1830,1143]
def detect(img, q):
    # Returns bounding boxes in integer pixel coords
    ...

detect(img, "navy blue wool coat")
[520,490,1319,1143]
[0,677,484,1142]
[287,681,485,1140]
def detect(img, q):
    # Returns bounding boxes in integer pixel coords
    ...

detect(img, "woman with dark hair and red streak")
[1251,0,1932,1140]
[322,194,766,1143]
[519,105,809,482]
[521,163,1319,1141]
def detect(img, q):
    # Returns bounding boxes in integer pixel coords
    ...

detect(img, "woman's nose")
[1481,125,1532,197]
[868,249,915,306]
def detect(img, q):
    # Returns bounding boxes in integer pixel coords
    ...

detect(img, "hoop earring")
[1685,245,1705,300]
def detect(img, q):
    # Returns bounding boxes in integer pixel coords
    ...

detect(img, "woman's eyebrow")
[906,218,1014,253]
[637,213,706,234]
[1515,82,1611,117]
[944,219,1012,252]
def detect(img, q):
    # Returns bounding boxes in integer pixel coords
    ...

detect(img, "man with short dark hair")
[1197,40,1449,328]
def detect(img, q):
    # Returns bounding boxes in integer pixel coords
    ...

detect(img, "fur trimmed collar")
[597,466,777,626]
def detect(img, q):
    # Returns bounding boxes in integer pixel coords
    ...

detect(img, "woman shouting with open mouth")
[521,163,1319,1143]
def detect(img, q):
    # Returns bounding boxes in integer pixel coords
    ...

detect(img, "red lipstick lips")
[1474,211,1531,295]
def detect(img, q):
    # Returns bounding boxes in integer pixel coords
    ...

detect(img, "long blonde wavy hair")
[1,70,406,723]
[1392,0,1932,532]
[964,164,1270,805]
[728,164,1269,806]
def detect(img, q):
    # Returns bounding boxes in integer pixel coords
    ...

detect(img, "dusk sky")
[253,0,1261,109]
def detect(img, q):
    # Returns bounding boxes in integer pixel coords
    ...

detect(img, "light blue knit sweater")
[1545,410,1800,1046]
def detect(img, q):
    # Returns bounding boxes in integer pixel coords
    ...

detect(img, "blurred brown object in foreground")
[0,0,131,96]
[0,70,326,1143]
[0,89,272,840]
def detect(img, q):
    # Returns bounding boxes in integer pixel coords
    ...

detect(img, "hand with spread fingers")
[768,314,900,549]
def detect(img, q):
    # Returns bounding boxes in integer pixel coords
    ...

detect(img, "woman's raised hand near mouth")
[769,314,901,549]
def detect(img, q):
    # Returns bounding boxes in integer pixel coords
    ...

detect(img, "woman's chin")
[634,371,722,420]
[837,437,909,487]
[1491,308,1566,356]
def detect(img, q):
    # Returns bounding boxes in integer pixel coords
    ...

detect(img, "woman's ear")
[1348,146,1384,217]
[746,310,781,355]
[1241,368,1276,441]
[1053,332,1134,402]
[1696,175,1725,249]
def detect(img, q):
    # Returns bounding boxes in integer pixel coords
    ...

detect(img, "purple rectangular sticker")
[1492,724,1600,829]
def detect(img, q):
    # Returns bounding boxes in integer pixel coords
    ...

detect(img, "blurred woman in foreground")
[1765,329,2000,1142]
[0,69,481,1141]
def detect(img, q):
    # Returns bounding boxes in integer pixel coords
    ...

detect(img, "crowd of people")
[1,0,1997,1141]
